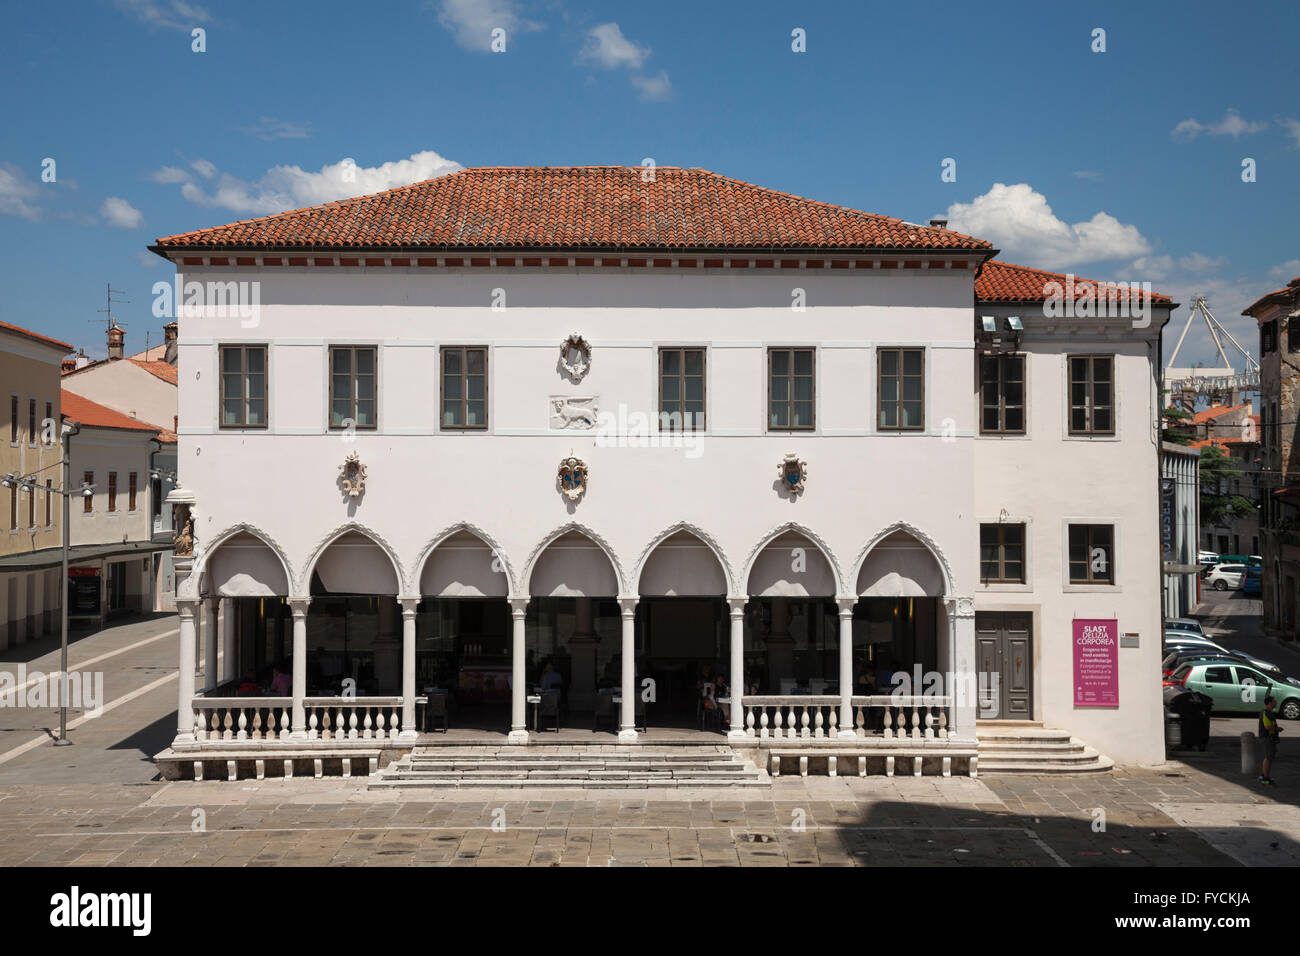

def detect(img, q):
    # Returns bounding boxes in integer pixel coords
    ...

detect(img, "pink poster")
[1073,618,1119,707]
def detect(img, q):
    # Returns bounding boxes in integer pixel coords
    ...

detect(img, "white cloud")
[242,117,313,141]
[0,163,41,220]
[579,23,650,69]
[164,150,462,216]
[436,0,539,52]
[101,197,143,229]
[191,159,217,180]
[1278,118,1300,149]
[1269,260,1300,280]
[630,70,672,102]
[1131,252,1228,283]
[115,0,211,31]
[1171,108,1266,142]
[944,183,1151,268]
[149,165,190,184]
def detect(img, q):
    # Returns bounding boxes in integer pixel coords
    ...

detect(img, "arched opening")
[306,531,402,697]
[745,530,839,695]
[415,530,512,732]
[854,529,947,705]
[637,530,729,729]
[202,532,292,695]
[526,530,621,719]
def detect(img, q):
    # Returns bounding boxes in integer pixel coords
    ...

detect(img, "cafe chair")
[539,691,561,732]
[425,693,449,733]
[593,693,615,732]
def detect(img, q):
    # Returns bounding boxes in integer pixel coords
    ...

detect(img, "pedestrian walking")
[1259,695,1282,785]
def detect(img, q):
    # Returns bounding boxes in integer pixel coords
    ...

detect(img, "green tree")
[1162,406,1195,445]
[1200,444,1257,525]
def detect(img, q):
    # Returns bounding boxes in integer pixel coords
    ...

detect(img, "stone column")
[837,598,857,737]
[508,598,529,744]
[204,596,219,692]
[398,598,420,740]
[618,598,638,742]
[289,597,311,738]
[220,597,235,683]
[944,596,977,741]
[728,597,747,738]
[175,599,198,742]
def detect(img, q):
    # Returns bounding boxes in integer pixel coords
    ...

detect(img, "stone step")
[975,757,1114,774]
[407,760,744,772]
[370,773,766,789]
[977,739,1085,753]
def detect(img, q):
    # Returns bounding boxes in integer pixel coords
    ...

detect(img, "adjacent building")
[150,166,1173,772]
[1248,276,1300,638]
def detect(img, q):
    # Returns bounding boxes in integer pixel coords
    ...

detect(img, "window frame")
[658,347,707,432]
[877,346,926,432]
[439,345,488,431]
[328,344,379,431]
[45,479,52,528]
[218,344,269,429]
[1067,523,1115,586]
[128,471,137,513]
[43,401,52,446]
[10,394,19,445]
[27,397,36,447]
[107,472,117,514]
[7,483,14,531]
[979,522,1026,584]
[1066,354,1116,437]
[979,353,1026,435]
[83,471,93,514]
[767,347,816,432]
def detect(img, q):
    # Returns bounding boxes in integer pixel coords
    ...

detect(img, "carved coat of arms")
[558,456,588,501]
[778,453,807,498]
[339,452,367,497]
[560,333,591,380]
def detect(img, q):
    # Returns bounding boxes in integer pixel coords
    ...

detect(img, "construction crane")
[1164,295,1260,411]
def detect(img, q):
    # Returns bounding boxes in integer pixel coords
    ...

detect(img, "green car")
[1171,661,1300,719]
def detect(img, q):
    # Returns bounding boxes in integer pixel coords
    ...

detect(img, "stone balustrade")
[737,694,952,740]
[193,697,293,741]
[303,697,405,741]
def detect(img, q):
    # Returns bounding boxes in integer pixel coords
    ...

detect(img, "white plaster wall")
[63,360,176,431]
[68,428,157,547]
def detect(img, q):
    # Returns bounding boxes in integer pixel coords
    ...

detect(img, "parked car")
[1242,566,1262,596]
[1204,563,1247,590]
[1163,648,1282,679]
[1226,647,1282,675]
[1216,554,1262,567]
[1164,633,1229,654]
[1165,617,1206,636]
[1198,550,1220,567]
[1170,661,1300,719]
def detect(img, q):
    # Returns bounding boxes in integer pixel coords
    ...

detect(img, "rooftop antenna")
[93,282,129,330]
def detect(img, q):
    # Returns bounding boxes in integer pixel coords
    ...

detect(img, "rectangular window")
[45,479,52,527]
[1068,524,1114,584]
[330,345,377,429]
[980,354,1025,434]
[980,523,1026,583]
[8,484,14,530]
[659,348,705,430]
[1068,355,1114,436]
[43,401,52,446]
[108,472,117,513]
[1290,317,1300,353]
[878,347,924,430]
[219,345,268,427]
[1263,320,1278,355]
[768,348,815,430]
[83,471,93,514]
[27,398,36,445]
[129,472,137,512]
[440,346,487,429]
[8,395,16,443]
[27,479,34,528]
[151,477,161,518]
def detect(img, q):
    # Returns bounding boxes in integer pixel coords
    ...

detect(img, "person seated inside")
[236,671,260,696]
[540,661,563,692]
[269,663,292,697]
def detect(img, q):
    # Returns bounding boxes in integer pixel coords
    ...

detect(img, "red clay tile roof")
[1193,403,1250,424]
[60,391,161,434]
[130,359,178,386]
[0,321,73,353]
[976,259,1172,305]
[1244,277,1300,317]
[153,166,993,253]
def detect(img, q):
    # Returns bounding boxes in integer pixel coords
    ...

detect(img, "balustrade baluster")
[814,707,824,738]
[745,707,755,736]
[801,706,810,739]
[348,708,359,739]
[924,706,934,739]
[939,707,948,738]
[363,707,373,740]
[910,704,920,739]
[827,708,837,736]
[883,705,893,739]
[759,709,769,738]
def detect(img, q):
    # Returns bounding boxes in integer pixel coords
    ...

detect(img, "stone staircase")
[976,722,1114,774]
[369,744,768,789]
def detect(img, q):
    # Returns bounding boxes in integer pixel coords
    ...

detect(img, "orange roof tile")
[130,359,178,386]
[60,390,161,434]
[1244,277,1300,317]
[153,166,993,253]
[976,260,1172,305]
[0,321,73,353]
[1193,403,1249,423]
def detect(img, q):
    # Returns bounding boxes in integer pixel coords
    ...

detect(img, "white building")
[149,166,1172,777]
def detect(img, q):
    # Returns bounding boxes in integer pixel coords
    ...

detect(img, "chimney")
[74,348,90,369]
[163,321,178,366]
[929,217,948,230]
[107,322,124,361]
[61,357,75,373]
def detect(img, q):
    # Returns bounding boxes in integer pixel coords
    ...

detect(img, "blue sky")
[1,0,1297,366]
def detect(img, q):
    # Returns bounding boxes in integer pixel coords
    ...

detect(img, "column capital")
[175,598,200,619]
[287,596,312,617]
[836,596,857,616]
[618,596,638,616]
[509,596,530,616]
[397,596,421,616]
[727,596,748,616]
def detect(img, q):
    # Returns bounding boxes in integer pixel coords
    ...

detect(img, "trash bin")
[1163,686,1212,752]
